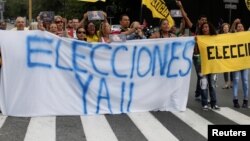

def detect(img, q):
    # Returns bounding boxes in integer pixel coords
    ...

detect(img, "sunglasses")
[77,31,86,34]
[55,21,63,24]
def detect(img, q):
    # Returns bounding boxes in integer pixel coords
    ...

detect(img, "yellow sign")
[197,31,250,75]
[246,0,250,11]
[142,0,174,28]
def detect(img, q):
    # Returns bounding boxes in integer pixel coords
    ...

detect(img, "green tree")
[4,0,107,20]
[3,0,138,22]
[4,0,27,18]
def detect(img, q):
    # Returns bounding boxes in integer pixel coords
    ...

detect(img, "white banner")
[0,31,195,117]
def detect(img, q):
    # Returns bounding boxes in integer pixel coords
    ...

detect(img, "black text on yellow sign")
[150,0,170,17]
[206,42,250,60]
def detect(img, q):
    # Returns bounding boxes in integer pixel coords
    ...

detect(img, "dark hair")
[84,21,97,35]
[119,14,129,21]
[218,23,230,34]
[235,23,244,31]
[76,26,85,33]
[198,22,217,35]
[199,15,207,20]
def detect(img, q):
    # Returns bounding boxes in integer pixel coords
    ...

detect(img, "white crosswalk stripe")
[0,113,7,128]
[0,107,250,141]
[24,117,56,141]
[213,107,250,124]
[80,115,118,141]
[128,112,179,141]
[172,108,213,138]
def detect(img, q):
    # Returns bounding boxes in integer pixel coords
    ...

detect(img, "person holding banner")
[150,19,176,38]
[72,18,80,38]
[54,15,69,37]
[76,26,87,41]
[119,14,138,37]
[119,14,131,33]
[29,22,38,30]
[37,21,45,31]
[84,21,99,42]
[11,17,29,31]
[127,21,146,40]
[49,23,58,35]
[218,23,233,89]
[176,0,207,99]
[98,21,111,43]
[197,22,220,110]
[230,18,241,33]
[232,22,249,108]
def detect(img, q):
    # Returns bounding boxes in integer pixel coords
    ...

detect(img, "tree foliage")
[4,0,100,19]
[4,0,148,24]
[5,1,113,18]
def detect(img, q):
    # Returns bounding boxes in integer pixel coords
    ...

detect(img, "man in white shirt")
[11,17,29,31]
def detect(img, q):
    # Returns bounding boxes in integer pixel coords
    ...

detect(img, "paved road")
[0,62,250,141]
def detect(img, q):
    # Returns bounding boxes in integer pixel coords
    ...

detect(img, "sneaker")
[211,105,220,110]
[202,105,209,110]
[222,85,229,89]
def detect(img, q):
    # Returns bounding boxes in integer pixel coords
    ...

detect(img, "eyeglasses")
[77,31,86,34]
[55,21,63,24]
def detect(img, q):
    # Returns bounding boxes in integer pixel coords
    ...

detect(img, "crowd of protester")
[176,1,249,110]
[0,0,249,112]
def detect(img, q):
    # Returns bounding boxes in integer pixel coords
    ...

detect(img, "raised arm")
[78,12,88,28]
[176,0,193,28]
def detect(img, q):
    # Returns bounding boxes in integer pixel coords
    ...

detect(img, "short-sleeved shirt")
[87,34,99,42]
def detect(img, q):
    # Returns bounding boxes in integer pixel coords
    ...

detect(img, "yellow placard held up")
[78,0,105,2]
[197,31,250,75]
[142,0,174,28]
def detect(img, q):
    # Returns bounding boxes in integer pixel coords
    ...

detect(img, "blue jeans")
[200,74,217,106]
[233,69,249,100]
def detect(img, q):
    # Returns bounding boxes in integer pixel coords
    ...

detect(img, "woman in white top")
[98,21,111,43]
